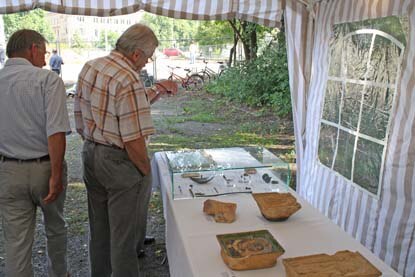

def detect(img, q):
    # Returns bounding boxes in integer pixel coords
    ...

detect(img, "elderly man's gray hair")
[116,24,159,57]
[6,29,48,58]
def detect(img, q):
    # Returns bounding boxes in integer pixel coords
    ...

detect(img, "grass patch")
[182,98,225,123]
[189,112,219,123]
[149,132,286,153]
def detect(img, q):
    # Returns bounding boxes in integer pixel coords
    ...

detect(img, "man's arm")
[124,137,151,176]
[147,80,178,104]
[44,132,66,204]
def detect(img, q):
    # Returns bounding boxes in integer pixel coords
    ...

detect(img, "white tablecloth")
[151,152,400,277]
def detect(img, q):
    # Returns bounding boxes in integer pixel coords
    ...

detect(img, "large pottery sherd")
[203,199,237,223]
[283,250,382,277]
[216,230,285,270]
[252,192,301,221]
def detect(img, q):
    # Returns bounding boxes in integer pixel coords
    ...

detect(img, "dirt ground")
[0,89,294,277]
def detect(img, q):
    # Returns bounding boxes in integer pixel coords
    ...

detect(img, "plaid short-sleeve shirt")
[74,50,155,148]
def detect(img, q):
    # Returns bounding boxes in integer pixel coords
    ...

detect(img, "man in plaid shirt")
[74,24,177,277]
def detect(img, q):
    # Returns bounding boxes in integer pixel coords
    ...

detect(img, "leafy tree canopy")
[96,30,119,49]
[141,12,199,49]
[3,9,55,42]
[195,21,233,46]
[71,31,85,48]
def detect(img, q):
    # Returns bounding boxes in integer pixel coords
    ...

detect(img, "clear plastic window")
[318,16,408,196]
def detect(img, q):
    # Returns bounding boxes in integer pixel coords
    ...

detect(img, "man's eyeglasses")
[137,48,154,62]
[35,44,50,55]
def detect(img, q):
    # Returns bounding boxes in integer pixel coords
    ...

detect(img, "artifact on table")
[283,250,382,277]
[244,168,257,174]
[216,229,285,271]
[166,149,216,172]
[203,199,237,223]
[252,192,301,221]
[190,173,215,184]
[181,172,201,178]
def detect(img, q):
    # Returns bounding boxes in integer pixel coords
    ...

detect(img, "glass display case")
[165,147,291,200]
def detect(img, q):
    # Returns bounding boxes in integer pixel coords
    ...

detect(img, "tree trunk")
[229,32,238,66]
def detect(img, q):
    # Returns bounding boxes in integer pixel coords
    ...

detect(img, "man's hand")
[124,137,151,176]
[155,80,178,95]
[43,174,64,204]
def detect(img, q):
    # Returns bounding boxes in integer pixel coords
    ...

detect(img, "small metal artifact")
[190,174,215,184]
[262,173,272,183]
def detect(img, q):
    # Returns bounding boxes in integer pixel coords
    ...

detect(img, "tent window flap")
[318,15,408,197]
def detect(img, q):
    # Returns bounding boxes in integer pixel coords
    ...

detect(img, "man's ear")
[26,43,37,61]
[30,43,38,54]
[131,49,141,63]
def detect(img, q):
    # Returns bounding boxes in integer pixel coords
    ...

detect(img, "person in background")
[74,23,177,277]
[49,49,64,75]
[189,41,197,64]
[0,29,71,277]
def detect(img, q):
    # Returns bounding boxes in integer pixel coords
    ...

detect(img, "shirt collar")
[109,50,137,71]
[4,57,33,67]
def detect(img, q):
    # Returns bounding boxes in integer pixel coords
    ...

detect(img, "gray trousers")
[0,159,68,277]
[82,141,151,277]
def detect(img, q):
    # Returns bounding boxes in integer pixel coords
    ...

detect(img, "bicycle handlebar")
[167,65,182,70]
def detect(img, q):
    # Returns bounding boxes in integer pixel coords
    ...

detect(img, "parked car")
[163,48,181,57]
[66,83,77,98]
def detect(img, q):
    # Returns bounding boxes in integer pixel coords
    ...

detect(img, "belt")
[0,154,50,163]
[86,140,123,150]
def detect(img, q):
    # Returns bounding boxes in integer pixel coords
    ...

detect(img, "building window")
[318,16,408,196]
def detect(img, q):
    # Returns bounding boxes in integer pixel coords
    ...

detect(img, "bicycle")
[217,61,228,77]
[197,59,228,82]
[167,66,204,91]
[198,59,218,82]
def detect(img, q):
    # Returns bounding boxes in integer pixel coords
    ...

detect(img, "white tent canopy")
[1,1,414,276]
[0,0,282,27]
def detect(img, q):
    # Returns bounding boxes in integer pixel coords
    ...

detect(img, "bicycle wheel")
[200,71,211,82]
[185,74,204,91]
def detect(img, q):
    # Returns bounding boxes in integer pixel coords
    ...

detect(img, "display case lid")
[165,147,287,173]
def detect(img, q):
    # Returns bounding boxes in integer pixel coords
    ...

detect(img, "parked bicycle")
[167,66,204,91]
[198,59,228,82]
[199,59,217,82]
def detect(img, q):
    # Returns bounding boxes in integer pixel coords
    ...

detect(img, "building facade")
[46,11,144,46]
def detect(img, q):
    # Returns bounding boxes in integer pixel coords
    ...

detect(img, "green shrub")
[206,32,291,117]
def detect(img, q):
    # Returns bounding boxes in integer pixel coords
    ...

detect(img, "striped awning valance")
[0,0,282,27]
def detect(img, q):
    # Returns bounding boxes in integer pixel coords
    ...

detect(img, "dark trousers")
[82,141,150,277]
[52,69,61,75]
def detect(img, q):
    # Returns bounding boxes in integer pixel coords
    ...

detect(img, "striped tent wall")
[286,0,415,275]
[0,0,282,28]
[284,0,313,189]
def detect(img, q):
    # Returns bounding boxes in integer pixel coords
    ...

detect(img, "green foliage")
[71,32,85,48]
[95,30,119,49]
[195,21,233,46]
[140,12,199,49]
[3,9,55,42]
[206,30,291,117]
